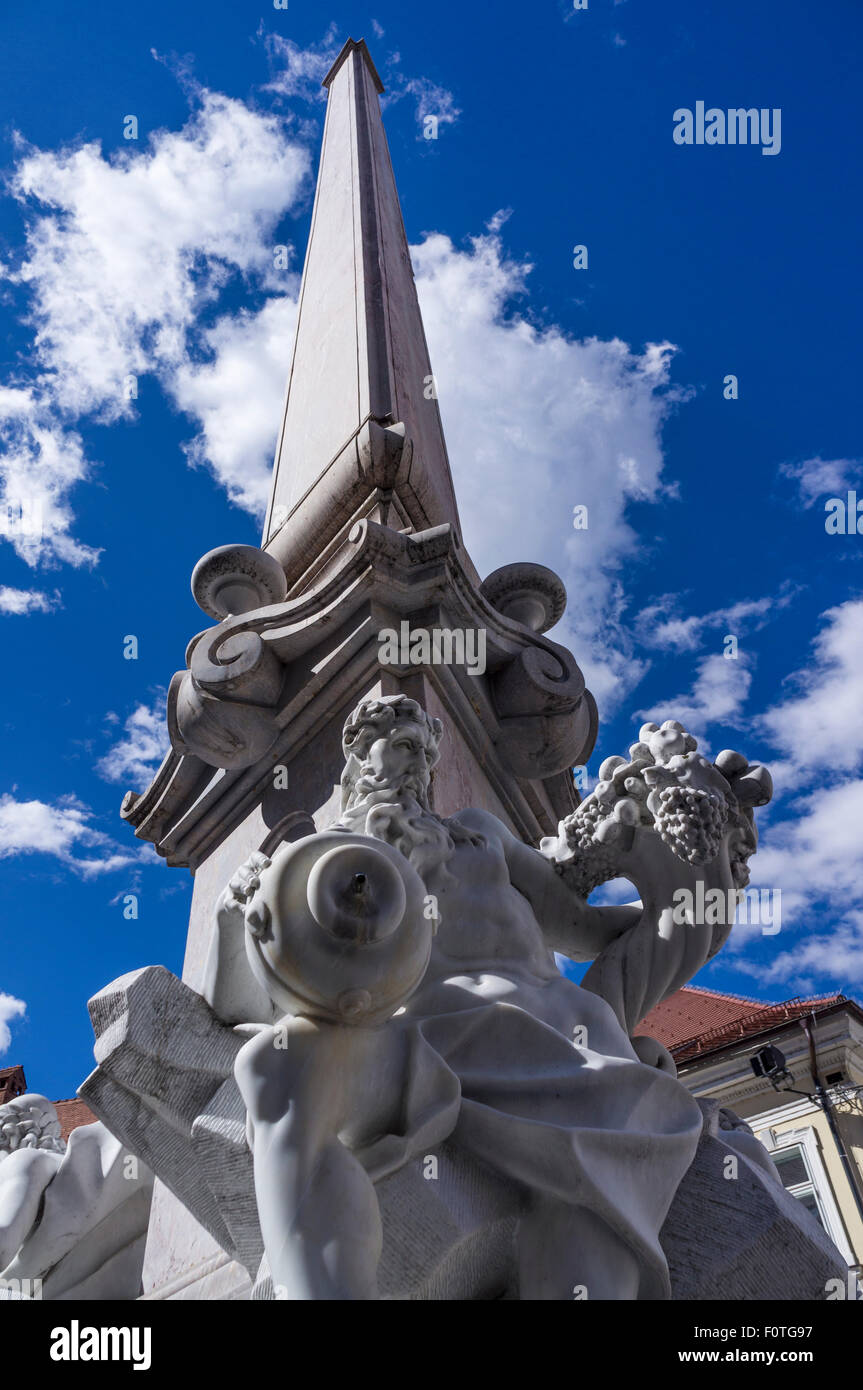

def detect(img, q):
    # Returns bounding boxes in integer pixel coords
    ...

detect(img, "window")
[762,1126,856,1265]
[772,1143,829,1234]
[774,1148,809,1188]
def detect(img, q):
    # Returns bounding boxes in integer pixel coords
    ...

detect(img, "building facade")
[641,987,863,1278]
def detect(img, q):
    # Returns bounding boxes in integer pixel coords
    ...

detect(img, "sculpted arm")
[0,1149,63,1272]
[539,723,773,1038]
[202,852,278,1026]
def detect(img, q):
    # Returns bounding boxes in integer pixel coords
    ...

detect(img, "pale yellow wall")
[758,1106,863,1264]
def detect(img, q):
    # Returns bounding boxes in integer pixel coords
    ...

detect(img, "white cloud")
[716,603,863,992]
[97,697,170,786]
[264,27,341,101]
[0,386,98,568]
[748,779,863,917]
[171,295,298,515]
[0,793,136,877]
[756,600,863,780]
[0,993,26,1055]
[779,455,861,508]
[738,914,863,992]
[638,590,794,653]
[10,93,309,419]
[0,585,60,615]
[634,652,753,735]
[3,87,310,568]
[400,78,461,133]
[723,779,863,991]
[412,230,683,710]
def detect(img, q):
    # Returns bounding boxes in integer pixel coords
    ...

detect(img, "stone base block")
[661,1123,847,1300]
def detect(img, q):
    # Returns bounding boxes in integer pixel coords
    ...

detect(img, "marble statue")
[0,1093,153,1300]
[82,690,847,1299]
[73,42,846,1300]
[206,694,771,1300]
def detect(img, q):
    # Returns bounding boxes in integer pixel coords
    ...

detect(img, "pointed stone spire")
[99,35,598,1305]
[263,38,463,589]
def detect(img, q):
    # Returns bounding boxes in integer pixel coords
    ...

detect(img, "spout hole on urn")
[306,844,406,945]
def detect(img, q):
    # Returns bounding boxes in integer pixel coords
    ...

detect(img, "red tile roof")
[638,986,848,1063]
[53,1098,97,1142]
[1,1066,96,1141]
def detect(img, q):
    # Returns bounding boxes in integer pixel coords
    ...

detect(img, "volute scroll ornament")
[166,543,290,769]
[481,561,597,779]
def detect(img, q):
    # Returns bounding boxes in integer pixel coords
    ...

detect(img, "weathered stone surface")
[86,700,805,1302]
[80,966,255,1270]
[252,1143,521,1300]
[661,1104,846,1300]
[543,719,774,1041]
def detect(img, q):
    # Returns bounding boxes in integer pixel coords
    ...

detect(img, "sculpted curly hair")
[342,695,443,763]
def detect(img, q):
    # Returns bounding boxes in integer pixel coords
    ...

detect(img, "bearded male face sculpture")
[340,695,443,810]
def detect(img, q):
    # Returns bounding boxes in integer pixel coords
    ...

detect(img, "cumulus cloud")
[0,993,26,1055]
[738,914,863,992]
[0,386,97,568]
[721,778,863,991]
[637,589,795,653]
[10,92,308,419]
[264,26,341,101]
[756,600,863,781]
[779,455,861,508]
[413,230,682,710]
[750,780,863,916]
[634,652,753,736]
[715,604,863,990]
[0,585,60,615]
[97,697,171,786]
[0,793,136,876]
[2,87,310,567]
[171,295,298,514]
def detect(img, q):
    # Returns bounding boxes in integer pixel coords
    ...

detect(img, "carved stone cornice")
[122,521,596,866]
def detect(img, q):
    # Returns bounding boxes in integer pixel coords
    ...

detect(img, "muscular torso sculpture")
[207,694,771,1301]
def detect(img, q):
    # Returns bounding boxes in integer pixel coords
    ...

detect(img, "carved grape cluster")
[650,783,729,866]
[545,719,748,893]
[553,796,620,897]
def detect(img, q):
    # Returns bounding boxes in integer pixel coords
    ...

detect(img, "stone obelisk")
[263,39,463,583]
[118,38,596,1299]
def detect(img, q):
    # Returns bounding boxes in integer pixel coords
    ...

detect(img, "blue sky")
[0,0,861,1098]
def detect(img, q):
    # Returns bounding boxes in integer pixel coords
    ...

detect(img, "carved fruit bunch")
[544,719,771,897]
[0,1098,65,1161]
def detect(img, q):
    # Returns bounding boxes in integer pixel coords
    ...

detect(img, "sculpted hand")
[218,851,273,938]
